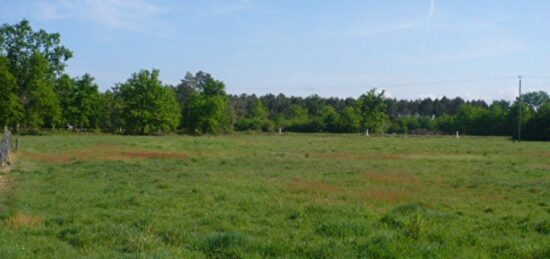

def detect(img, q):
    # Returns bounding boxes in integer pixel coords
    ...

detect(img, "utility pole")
[518,76,522,142]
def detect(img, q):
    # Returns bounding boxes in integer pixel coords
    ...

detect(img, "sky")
[1,0,550,101]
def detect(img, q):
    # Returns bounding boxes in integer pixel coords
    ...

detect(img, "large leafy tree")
[0,20,71,129]
[114,69,180,134]
[54,74,75,127]
[338,107,361,133]
[522,91,550,111]
[178,71,232,134]
[0,56,23,128]
[357,89,389,133]
[0,20,72,77]
[508,101,533,140]
[22,53,62,129]
[523,103,550,141]
[73,74,101,130]
[454,104,486,135]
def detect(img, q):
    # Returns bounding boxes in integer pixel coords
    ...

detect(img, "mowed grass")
[0,134,549,258]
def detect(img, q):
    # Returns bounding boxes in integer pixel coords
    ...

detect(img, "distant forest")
[1,20,549,140]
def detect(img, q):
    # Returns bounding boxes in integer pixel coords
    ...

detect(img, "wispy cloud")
[33,0,165,31]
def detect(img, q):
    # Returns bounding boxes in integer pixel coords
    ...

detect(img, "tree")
[338,107,361,133]
[0,20,72,77]
[114,69,180,134]
[357,89,389,133]
[0,20,71,130]
[435,115,455,133]
[235,100,273,131]
[523,103,550,141]
[96,91,117,132]
[508,101,533,140]
[73,74,101,130]
[180,72,232,134]
[285,105,309,131]
[54,74,75,127]
[321,106,340,132]
[454,105,486,135]
[21,53,62,129]
[522,91,550,111]
[0,56,23,128]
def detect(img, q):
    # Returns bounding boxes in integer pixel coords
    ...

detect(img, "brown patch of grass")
[23,144,189,164]
[286,179,341,195]
[359,172,424,204]
[5,214,44,228]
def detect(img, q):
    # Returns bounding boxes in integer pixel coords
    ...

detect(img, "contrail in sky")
[420,0,435,56]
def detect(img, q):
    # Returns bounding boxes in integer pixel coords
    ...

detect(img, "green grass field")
[0,134,549,258]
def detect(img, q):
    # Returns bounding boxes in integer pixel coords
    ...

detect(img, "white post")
[278,127,282,135]
[456,130,459,139]
[365,129,369,137]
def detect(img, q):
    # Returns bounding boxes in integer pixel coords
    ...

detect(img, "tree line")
[1,20,549,140]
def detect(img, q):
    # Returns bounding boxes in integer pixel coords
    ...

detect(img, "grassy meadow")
[0,134,549,258]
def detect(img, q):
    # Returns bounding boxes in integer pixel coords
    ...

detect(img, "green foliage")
[0,20,71,130]
[521,91,550,111]
[114,69,180,134]
[358,89,389,133]
[73,74,101,129]
[180,72,232,134]
[21,52,62,129]
[54,74,75,126]
[390,116,421,133]
[523,102,550,141]
[455,104,487,135]
[338,107,361,133]
[236,100,273,131]
[1,19,550,139]
[508,102,533,139]
[0,56,23,128]
[320,106,340,132]
[0,19,72,76]
[434,115,456,133]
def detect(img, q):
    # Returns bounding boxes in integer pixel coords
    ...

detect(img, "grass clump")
[200,232,249,258]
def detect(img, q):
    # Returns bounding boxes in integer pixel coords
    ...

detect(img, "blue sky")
[1,0,549,100]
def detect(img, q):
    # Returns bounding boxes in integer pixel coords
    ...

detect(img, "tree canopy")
[114,69,180,134]
[1,19,549,141]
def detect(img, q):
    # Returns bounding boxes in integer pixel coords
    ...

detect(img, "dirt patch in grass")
[23,144,189,164]
[4,214,44,228]
[286,179,341,195]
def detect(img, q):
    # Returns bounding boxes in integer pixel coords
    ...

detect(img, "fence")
[0,130,12,167]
